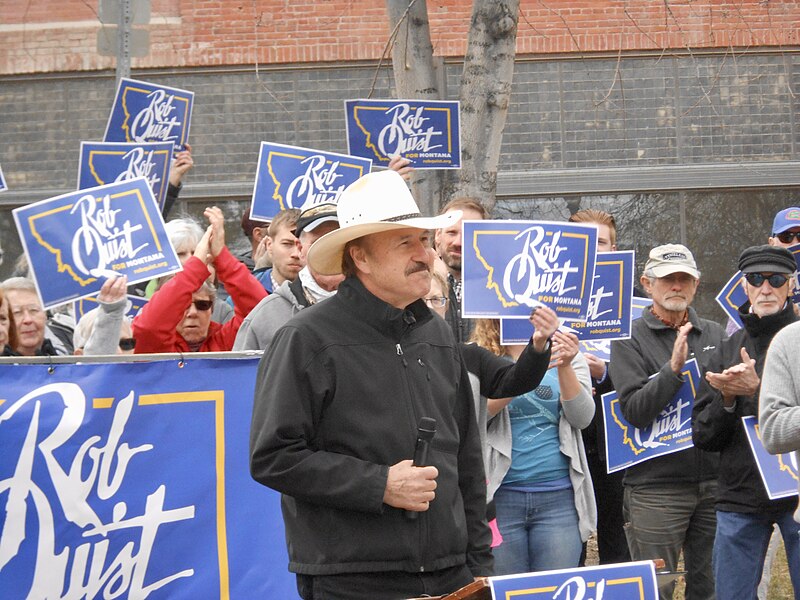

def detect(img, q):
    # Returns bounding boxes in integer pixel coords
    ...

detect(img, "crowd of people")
[1,151,800,600]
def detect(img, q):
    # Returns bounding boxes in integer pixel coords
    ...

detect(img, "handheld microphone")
[406,417,437,520]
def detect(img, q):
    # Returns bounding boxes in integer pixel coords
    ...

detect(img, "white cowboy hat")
[306,170,462,275]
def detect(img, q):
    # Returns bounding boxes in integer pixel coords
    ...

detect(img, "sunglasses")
[775,231,800,245]
[189,299,214,311]
[744,273,790,288]
[118,338,137,351]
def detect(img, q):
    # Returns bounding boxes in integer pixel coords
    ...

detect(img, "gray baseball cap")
[644,244,700,279]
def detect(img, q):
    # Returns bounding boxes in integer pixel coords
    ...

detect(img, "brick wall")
[2,1,799,75]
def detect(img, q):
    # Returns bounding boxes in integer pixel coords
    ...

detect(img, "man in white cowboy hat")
[609,243,725,600]
[249,170,493,599]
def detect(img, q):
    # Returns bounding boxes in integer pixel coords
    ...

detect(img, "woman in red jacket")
[133,206,268,353]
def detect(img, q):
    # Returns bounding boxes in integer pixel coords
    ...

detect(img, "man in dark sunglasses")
[768,206,800,249]
[692,245,800,599]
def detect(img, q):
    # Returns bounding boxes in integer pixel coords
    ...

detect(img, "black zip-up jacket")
[692,300,798,514]
[609,306,724,487]
[249,276,493,576]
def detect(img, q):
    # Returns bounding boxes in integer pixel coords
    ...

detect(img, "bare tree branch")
[369,0,418,98]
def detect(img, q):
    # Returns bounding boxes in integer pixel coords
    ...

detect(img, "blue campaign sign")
[498,251,635,345]
[345,99,461,169]
[74,294,149,322]
[742,416,799,500]
[602,358,701,474]
[0,162,7,192]
[104,77,193,152]
[791,243,800,305]
[0,357,299,599]
[78,141,173,211]
[13,178,181,309]
[490,560,659,600]
[463,220,598,321]
[715,271,746,331]
[250,142,372,221]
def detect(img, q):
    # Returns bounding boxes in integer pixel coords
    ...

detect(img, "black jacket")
[609,306,724,486]
[692,300,798,514]
[249,276,493,576]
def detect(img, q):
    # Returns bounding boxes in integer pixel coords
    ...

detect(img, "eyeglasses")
[118,338,137,351]
[424,296,448,308]
[775,231,800,245]
[744,273,790,288]
[189,299,214,311]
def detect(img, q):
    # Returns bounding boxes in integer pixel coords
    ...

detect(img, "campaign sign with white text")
[104,78,193,152]
[13,178,181,309]
[789,243,800,305]
[569,297,652,362]
[345,99,461,169]
[715,272,747,331]
[0,162,7,192]
[0,357,299,599]
[250,142,372,221]
[499,251,634,345]
[74,294,149,322]
[489,561,659,600]
[463,220,598,321]
[742,416,799,500]
[602,358,701,474]
[78,141,174,211]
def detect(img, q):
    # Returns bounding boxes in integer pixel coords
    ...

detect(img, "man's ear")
[349,243,369,274]
[640,275,652,295]
[253,227,268,245]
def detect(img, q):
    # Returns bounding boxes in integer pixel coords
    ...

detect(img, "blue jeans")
[492,486,582,576]
[623,481,716,600]
[714,509,800,600]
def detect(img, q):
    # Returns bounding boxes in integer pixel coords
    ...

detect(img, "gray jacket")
[233,280,304,352]
[485,352,597,542]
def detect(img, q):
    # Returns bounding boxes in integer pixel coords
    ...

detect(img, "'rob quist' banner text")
[250,142,372,221]
[462,220,598,322]
[104,78,193,153]
[345,99,461,169]
[0,357,299,599]
[78,141,174,212]
[13,178,181,309]
[602,358,701,474]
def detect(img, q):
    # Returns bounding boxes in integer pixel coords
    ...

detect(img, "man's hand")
[387,154,413,181]
[253,236,271,270]
[705,347,759,406]
[204,206,226,258]
[383,459,438,512]
[169,143,194,186]
[670,322,693,374]
[530,306,559,352]
[98,274,128,304]
[583,352,607,381]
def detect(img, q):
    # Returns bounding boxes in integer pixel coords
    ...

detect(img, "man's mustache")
[406,262,430,276]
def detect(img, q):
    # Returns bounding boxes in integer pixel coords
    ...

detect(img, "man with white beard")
[609,244,725,600]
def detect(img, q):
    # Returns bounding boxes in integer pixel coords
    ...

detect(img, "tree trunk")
[385,0,445,216]
[444,0,519,214]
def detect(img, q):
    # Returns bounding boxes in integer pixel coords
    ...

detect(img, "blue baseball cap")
[772,207,800,234]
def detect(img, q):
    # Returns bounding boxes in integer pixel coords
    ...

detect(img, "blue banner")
[74,294,149,322]
[104,78,193,152]
[463,220,598,321]
[499,251,634,344]
[741,416,799,500]
[602,358,700,474]
[78,141,174,212]
[13,178,181,309]
[345,99,461,169]
[250,143,372,221]
[715,272,747,331]
[0,357,299,599]
[490,561,659,599]
[0,162,7,192]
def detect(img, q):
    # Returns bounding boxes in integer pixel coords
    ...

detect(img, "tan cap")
[644,244,700,279]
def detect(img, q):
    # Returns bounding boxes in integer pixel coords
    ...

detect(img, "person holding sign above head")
[132,206,267,353]
[609,244,725,600]
[692,245,800,599]
[249,170,492,600]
